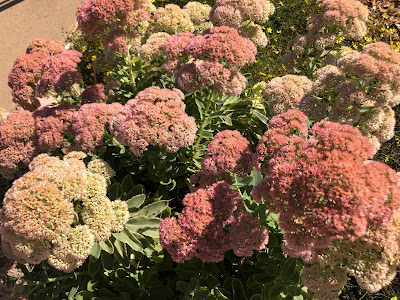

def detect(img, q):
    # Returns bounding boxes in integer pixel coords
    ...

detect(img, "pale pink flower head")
[110,87,197,156]
[153,4,194,34]
[139,32,171,61]
[2,171,74,241]
[264,75,312,116]
[210,0,275,27]
[81,83,106,104]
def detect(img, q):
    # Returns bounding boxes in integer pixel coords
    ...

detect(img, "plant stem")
[193,90,214,159]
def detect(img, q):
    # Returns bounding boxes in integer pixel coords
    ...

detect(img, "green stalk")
[193,90,215,160]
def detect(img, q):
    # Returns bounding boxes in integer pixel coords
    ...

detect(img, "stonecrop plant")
[1,0,400,299]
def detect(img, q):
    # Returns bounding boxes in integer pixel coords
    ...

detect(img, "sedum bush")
[1,0,400,298]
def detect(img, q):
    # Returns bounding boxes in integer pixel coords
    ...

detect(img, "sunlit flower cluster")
[0,153,128,272]
[253,110,400,264]
[159,181,268,263]
[110,87,197,156]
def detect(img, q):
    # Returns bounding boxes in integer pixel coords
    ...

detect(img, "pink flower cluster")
[252,110,400,262]
[0,102,123,178]
[76,0,150,62]
[81,83,106,104]
[8,41,82,111]
[0,110,37,179]
[110,87,197,156]
[77,0,150,37]
[191,130,253,190]
[159,181,268,263]
[73,103,123,152]
[210,0,275,29]
[33,104,78,151]
[338,42,400,90]
[162,26,256,95]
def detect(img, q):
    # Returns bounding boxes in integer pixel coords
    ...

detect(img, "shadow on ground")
[0,0,24,13]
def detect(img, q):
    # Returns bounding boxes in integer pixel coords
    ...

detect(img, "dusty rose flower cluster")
[159,181,268,263]
[0,110,37,179]
[8,40,82,111]
[81,83,106,104]
[0,102,122,178]
[110,87,197,156]
[33,104,78,151]
[190,130,253,190]
[252,110,400,293]
[209,0,274,47]
[73,102,123,152]
[77,0,150,37]
[162,26,256,95]
[0,153,128,272]
[77,0,152,62]
[283,0,368,70]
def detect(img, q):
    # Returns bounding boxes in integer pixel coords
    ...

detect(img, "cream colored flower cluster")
[0,152,129,272]
[139,2,213,61]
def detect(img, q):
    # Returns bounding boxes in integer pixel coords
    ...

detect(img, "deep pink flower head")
[33,104,78,151]
[26,39,65,56]
[73,103,123,152]
[185,26,257,69]
[8,52,47,110]
[35,50,82,98]
[252,111,400,261]
[110,87,197,156]
[81,84,106,105]
[77,0,116,36]
[0,110,37,178]
[202,130,253,177]
[159,181,268,263]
